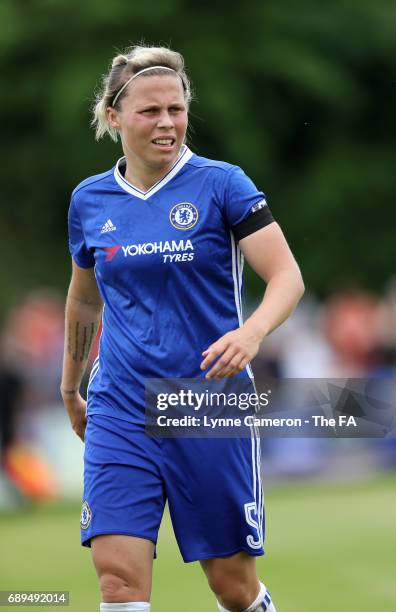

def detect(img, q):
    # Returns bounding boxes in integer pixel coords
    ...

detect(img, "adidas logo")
[100,219,117,234]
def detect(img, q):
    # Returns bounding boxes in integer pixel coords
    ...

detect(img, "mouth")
[151,138,176,149]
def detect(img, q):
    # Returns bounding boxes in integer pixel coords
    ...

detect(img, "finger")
[201,333,233,369]
[213,354,247,379]
[228,356,251,378]
[205,347,239,379]
[217,352,252,379]
[210,343,247,377]
[200,343,227,371]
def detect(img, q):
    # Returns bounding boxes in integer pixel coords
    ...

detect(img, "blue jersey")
[68,146,271,422]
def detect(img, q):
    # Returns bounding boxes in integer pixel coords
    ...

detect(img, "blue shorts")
[80,414,265,563]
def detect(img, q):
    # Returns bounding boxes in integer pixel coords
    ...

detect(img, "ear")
[107,106,121,130]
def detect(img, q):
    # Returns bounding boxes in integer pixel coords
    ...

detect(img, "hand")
[61,390,87,442]
[200,324,263,380]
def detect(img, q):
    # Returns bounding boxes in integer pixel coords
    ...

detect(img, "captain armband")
[232,201,274,242]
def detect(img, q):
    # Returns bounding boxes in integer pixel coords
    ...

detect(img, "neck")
[124,163,171,192]
[123,147,184,192]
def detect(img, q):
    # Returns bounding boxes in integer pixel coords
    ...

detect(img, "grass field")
[0,473,395,611]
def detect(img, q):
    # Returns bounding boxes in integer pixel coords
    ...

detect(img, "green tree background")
[1,0,395,317]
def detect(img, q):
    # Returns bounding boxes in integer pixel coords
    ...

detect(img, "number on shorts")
[244,501,262,550]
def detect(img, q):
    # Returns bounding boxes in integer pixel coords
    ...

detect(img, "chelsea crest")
[170,202,198,230]
[80,500,92,529]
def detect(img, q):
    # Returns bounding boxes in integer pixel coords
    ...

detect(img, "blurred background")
[0,1,395,610]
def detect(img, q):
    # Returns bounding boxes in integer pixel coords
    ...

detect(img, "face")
[107,74,188,172]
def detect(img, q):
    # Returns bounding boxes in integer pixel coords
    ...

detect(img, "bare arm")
[61,260,103,440]
[240,222,305,340]
[201,222,305,379]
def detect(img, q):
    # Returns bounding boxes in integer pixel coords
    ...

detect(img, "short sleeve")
[68,196,95,268]
[224,166,274,240]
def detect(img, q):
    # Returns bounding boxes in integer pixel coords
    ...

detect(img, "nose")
[157,110,174,129]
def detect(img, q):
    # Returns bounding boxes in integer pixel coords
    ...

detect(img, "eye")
[140,107,159,115]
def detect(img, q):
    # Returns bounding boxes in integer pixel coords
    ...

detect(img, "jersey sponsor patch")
[80,500,92,529]
[103,240,195,264]
[104,245,121,262]
[169,202,198,230]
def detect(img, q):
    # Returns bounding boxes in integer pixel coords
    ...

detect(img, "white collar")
[114,145,193,201]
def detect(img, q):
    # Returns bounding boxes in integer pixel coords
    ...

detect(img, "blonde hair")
[92,45,192,142]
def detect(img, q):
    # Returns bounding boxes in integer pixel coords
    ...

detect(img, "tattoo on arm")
[81,325,87,363]
[67,324,72,356]
[72,321,79,361]
[86,323,95,361]
[68,321,98,363]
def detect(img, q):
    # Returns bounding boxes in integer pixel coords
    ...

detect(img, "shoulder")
[185,153,244,203]
[187,152,239,176]
[71,167,115,200]
[186,152,259,201]
[186,152,255,192]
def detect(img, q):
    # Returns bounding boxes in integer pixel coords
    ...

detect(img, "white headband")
[112,66,177,107]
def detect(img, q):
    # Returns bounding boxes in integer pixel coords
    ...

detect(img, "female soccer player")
[61,45,304,612]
